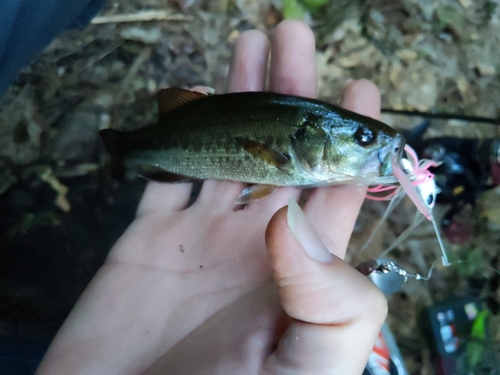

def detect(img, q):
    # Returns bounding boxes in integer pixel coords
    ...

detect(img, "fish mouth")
[362,134,405,184]
[379,133,405,176]
[359,133,404,182]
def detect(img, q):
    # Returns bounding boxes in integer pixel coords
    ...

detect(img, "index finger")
[248,20,317,212]
[269,19,317,97]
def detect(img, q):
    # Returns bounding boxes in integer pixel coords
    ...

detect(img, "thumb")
[264,199,388,374]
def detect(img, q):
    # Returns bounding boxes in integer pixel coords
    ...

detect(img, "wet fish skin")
[100,89,403,187]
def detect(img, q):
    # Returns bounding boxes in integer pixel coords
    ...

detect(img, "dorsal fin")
[157,88,207,115]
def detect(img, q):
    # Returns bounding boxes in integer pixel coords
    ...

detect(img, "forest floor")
[1,0,499,373]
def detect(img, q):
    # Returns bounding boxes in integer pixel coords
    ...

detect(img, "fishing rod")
[381,108,500,125]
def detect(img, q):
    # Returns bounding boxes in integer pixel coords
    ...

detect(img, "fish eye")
[426,194,434,206]
[354,126,376,147]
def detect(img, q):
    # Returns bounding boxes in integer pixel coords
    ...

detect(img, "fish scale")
[100,89,403,188]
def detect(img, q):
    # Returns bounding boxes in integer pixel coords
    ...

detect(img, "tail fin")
[99,129,126,179]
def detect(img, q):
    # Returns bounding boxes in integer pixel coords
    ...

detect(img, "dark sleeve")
[0,0,107,97]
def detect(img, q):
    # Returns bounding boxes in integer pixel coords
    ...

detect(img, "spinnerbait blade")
[362,259,427,295]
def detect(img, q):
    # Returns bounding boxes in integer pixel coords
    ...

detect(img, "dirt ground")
[1,0,499,373]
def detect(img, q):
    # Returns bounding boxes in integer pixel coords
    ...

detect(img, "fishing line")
[369,255,500,305]
[380,210,424,258]
[389,257,500,286]
[431,215,450,266]
[361,188,405,254]
[452,260,500,277]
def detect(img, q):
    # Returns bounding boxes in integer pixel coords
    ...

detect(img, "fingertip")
[272,20,315,45]
[227,29,270,93]
[339,79,381,119]
[265,201,387,325]
[232,29,270,59]
[340,79,380,102]
[237,28,269,44]
[270,20,317,97]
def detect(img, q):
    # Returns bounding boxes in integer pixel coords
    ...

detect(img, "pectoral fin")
[235,138,290,168]
[235,185,279,204]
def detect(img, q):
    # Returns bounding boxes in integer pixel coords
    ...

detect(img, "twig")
[91,10,191,24]
[73,40,123,74]
[117,46,153,101]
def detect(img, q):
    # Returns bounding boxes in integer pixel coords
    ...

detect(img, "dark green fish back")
[100,89,399,186]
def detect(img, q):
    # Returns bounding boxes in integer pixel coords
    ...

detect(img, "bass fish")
[100,88,404,202]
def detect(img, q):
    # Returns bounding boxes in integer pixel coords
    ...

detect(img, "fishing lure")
[363,144,500,293]
[364,143,450,266]
[404,120,500,244]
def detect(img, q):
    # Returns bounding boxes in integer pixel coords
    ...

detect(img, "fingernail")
[287,198,334,262]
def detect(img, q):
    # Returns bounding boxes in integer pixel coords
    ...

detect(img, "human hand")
[37,20,387,375]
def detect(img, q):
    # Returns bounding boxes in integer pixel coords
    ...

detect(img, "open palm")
[38,21,387,375]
